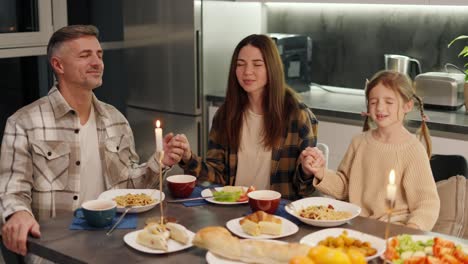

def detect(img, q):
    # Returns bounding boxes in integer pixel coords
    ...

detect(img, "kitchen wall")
[266,3,468,89]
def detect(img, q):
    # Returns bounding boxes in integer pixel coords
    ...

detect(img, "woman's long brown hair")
[214,34,300,151]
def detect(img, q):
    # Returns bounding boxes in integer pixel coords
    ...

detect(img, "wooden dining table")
[20,198,464,264]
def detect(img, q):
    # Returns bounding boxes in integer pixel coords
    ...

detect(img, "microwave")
[268,33,313,93]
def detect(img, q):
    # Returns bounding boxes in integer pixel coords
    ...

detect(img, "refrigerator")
[122,0,204,173]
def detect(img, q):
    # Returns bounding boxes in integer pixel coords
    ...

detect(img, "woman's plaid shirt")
[180,102,318,200]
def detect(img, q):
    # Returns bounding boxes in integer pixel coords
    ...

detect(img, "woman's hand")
[300,147,326,179]
[162,133,190,166]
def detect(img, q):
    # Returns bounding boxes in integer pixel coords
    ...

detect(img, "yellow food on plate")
[289,255,316,264]
[291,245,366,264]
[239,211,282,236]
[299,204,352,220]
[113,193,156,207]
[317,230,377,257]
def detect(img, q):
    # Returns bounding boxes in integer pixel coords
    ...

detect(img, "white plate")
[201,186,248,205]
[205,240,286,264]
[226,216,298,239]
[300,228,386,261]
[98,189,165,213]
[285,197,361,227]
[124,229,194,254]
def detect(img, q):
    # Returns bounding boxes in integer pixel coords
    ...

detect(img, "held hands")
[1,210,41,256]
[161,133,191,167]
[300,147,326,179]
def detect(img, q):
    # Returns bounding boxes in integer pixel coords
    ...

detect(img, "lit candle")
[386,170,397,203]
[155,120,163,153]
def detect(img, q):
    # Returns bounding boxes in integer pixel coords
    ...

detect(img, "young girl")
[303,70,440,231]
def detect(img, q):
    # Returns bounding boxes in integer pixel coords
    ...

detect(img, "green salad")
[212,190,242,202]
[392,235,434,264]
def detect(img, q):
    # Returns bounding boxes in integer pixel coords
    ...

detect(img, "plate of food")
[226,211,299,239]
[124,222,194,254]
[98,189,164,213]
[300,228,385,261]
[201,186,253,205]
[383,234,468,263]
[285,197,361,227]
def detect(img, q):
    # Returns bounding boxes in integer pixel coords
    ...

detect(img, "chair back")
[316,143,329,168]
[430,154,468,182]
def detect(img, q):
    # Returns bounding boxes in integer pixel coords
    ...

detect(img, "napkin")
[69,210,138,230]
[244,199,302,225]
[182,185,222,207]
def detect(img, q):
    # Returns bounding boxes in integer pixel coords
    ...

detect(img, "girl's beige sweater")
[313,130,440,231]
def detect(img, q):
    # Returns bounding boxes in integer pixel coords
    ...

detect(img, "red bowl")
[166,175,196,198]
[247,190,281,214]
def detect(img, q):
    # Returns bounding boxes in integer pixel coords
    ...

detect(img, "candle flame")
[389,170,395,185]
[156,120,161,128]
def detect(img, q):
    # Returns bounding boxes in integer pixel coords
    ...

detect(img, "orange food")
[289,256,315,264]
[346,249,366,264]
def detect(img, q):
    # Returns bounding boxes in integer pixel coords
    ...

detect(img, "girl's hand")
[300,147,326,179]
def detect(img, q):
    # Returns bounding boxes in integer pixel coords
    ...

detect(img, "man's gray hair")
[46,25,99,62]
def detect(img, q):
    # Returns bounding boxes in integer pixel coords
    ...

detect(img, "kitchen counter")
[206,84,468,140]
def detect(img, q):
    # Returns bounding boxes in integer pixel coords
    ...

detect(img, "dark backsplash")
[266,3,468,89]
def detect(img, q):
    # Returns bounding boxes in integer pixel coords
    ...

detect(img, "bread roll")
[166,222,189,245]
[193,226,310,264]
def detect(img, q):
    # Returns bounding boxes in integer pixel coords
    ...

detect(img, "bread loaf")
[193,226,310,264]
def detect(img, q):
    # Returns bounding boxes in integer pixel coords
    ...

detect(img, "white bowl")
[98,189,165,213]
[285,197,361,227]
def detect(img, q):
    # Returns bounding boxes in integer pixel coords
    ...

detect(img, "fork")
[285,202,299,215]
[106,205,132,236]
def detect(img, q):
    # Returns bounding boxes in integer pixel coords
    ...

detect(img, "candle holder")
[154,151,177,225]
[384,198,396,241]
[158,150,165,225]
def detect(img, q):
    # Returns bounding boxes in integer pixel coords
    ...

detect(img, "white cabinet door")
[428,0,468,5]
[236,0,428,4]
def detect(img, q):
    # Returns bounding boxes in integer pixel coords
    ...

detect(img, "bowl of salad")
[383,234,468,263]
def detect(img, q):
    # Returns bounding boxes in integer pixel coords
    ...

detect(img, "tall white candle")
[155,120,163,153]
[386,169,397,203]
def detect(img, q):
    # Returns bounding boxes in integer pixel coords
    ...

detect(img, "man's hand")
[1,210,41,256]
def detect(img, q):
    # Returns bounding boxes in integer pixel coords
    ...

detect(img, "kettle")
[384,54,422,79]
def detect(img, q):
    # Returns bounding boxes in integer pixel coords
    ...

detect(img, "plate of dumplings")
[124,222,194,254]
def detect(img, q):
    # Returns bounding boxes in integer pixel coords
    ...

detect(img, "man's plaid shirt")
[180,102,318,200]
[0,86,162,222]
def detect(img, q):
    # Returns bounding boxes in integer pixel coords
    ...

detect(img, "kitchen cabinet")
[319,120,468,170]
[428,0,468,5]
[0,0,66,50]
[237,0,468,5]
[236,0,429,4]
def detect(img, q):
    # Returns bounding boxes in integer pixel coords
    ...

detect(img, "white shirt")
[235,110,272,190]
[78,105,105,204]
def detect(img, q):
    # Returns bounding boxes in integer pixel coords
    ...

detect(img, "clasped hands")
[300,146,326,179]
[161,133,192,167]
